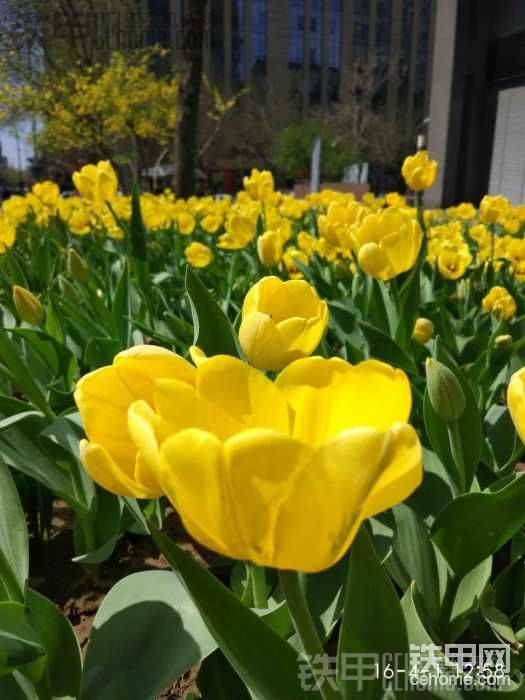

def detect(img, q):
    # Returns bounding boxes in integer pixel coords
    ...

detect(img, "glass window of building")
[232,0,244,84]
[328,0,342,101]
[210,0,225,83]
[252,0,267,75]
[289,0,304,67]
[353,0,369,60]
[309,0,322,103]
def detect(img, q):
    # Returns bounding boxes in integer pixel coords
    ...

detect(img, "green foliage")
[271,119,357,180]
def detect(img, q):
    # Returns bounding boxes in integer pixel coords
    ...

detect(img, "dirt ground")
[30,501,210,699]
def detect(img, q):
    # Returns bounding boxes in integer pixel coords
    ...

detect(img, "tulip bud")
[412,317,434,344]
[357,241,390,279]
[425,358,466,423]
[67,248,90,283]
[12,285,45,326]
[58,275,80,304]
[257,230,283,268]
[495,334,513,351]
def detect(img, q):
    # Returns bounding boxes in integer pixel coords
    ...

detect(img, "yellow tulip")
[437,248,471,280]
[12,285,45,326]
[0,216,16,253]
[90,353,421,572]
[401,150,438,191]
[243,168,275,201]
[238,276,329,371]
[184,242,213,268]
[218,215,254,250]
[257,230,283,268]
[412,317,434,344]
[353,208,422,281]
[482,286,517,320]
[74,345,196,498]
[201,214,222,234]
[480,195,510,224]
[72,161,118,202]
[508,368,525,443]
[32,181,60,208]
[177,212,196,235]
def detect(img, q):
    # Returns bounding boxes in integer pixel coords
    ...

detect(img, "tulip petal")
[223,429,313,565]
[273,428,395,572]
[74,365,136,446]
[79,439,157,499]
[242,275,282,317]
[159,429,241,557]
[280,359,412,446]
[362,423,423,518]
[267,280,322,323]
[153,378,243,439]
[239,311,287,371]
[196,355,290,430]
[276,356,351,390]
[508,368,525,444]
[127,400,163,495]
[276,313,326,356]
[115,345,195,403]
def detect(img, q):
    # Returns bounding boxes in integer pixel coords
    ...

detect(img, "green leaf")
[449,557,491,640]
[0,459,28,602]
[81,570,217,700]
[432,475,525,577]
[152,528,319,700]
[423,356,482,491]
[304,554,348,642]
[0,671,39,699]
[185,267,239,357]
[0,413,89,516]
[197,650,251,699]
[112,263,131,347]
[0,602,45,676]
[337,527,408,699]
[359,321,417,375]
[25,588,82,700]
[0,331,51,418]
[392,504,445,629]
[84,337,122,368]
[480,585,523,650]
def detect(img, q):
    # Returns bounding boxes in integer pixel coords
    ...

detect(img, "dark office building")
[427,1,525,206]
[187,0,436,171]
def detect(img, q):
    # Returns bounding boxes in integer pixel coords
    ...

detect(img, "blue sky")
[0,123,34,169]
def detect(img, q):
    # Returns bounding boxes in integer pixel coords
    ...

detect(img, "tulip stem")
[250,564,267,608]
[279,570,342,700]
[447,420,467,494]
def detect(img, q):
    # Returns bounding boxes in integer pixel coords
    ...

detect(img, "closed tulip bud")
[425,358,466,423]
[412,317,434,344]
[12,285,45,326]
[495,334,513,351]
[58,275,80,304]
[257,230,283,268]
[67,248,90,283]
[239,276,329,371]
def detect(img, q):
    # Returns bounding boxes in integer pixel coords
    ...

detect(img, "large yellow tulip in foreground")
[75,346,422,572]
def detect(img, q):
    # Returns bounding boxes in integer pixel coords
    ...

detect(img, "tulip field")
[2,152,525,698]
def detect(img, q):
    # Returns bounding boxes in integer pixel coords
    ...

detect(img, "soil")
[30,501,213,699]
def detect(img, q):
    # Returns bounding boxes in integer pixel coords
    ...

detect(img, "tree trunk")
[173,0,207,197]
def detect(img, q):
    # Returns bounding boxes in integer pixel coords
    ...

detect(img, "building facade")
[427,0,525,206]
[169,0,436,177]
